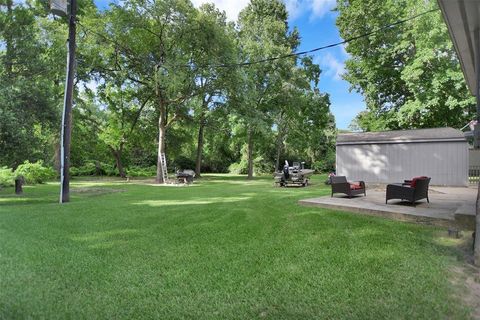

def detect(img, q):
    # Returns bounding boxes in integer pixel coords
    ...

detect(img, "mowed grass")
[0,175,471,319]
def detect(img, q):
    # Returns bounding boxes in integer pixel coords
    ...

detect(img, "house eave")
[437,0,480,96]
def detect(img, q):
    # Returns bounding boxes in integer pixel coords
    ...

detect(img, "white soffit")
[437,0,479,96]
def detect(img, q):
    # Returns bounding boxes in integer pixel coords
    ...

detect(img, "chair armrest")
[387,183,414,195]
[331,182,351,194]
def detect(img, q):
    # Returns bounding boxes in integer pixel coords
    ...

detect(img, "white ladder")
[160,153,168,182]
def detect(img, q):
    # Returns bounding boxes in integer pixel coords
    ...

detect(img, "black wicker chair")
[385,177,431,204]
[331,176,366,198]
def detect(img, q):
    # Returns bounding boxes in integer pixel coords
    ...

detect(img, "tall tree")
[237,0,299,179]
[0,0,65,167]
[84,0,197,183]
[190,4,236,177]
[271,56,325,171]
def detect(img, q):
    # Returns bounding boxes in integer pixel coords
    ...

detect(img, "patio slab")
[299,186,476,229]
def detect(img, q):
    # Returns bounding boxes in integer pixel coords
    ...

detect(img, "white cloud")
[190,0,336,22]
[284,0,302,20]
[282,0,336,21]
[309,0,336,19]
[190,0,250,21]
[316,53,345,81]
[340,43,349,58]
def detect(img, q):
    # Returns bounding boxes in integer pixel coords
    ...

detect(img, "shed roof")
[337,127,467,145]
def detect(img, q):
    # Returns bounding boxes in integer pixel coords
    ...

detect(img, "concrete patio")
[299,185,477,229]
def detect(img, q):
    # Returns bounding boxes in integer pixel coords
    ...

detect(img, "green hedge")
[0,166,15,187]
[228,157,272,175]
[70,161,118,176]
[14,160,56,184]
[126,165,156,177]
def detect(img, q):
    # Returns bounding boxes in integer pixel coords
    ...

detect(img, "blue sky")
[94,0,366,130]
[292,8,365,130]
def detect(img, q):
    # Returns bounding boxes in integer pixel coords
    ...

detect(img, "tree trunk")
[275,128,284,172]
[154,66,167,184]
[247,127,254,180]
[15,178,23,195]
[275,145,282,173]
[156,104,167,184]
[274,112,286,172]
[195,110,205,178]
[112,147,126,178]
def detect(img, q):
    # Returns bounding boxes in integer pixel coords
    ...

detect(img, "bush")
[228,161,247,175]
[201,159,230,173]
[0,166,15,187]
[14,160,56,184]
[312,152,335,173]
[80,162,98,176]
[126,165,156,177]
[228,157,273,175]
[70,161,119,176]
[69,162,97,176]
[101,162,118,176]
[69,166,80,176]
[173,156,196,171]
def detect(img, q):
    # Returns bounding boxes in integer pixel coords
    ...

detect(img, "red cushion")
[411,176,428,188]
[350,183,362,190]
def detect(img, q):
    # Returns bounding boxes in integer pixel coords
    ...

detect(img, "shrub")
[228,157,273,175]
[69,166,80,176]
[312,152,336,173]
[173,156,196,171]
[14,160,56,184]
[77,162,98,176]
[126,165,156,177]
[201,159,230,173]
[0,166,15,187]
[101,162,119,176]
[70,162,119,176]
[228,160,248,175]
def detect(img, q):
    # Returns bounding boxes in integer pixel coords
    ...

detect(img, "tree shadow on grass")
[0,194,55,206]
[0,186,126,207]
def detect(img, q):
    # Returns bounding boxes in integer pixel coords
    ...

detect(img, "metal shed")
[336,127,468,186]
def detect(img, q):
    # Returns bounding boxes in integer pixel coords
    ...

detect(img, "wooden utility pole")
[474,28,480,265]
[59,0,77,203]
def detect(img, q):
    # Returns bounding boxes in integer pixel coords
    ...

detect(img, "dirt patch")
[71,187,126,196]
[443,230,480,319]
[450,264,480,319]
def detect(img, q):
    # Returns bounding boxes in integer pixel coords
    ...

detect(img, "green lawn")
[0,174,471,319]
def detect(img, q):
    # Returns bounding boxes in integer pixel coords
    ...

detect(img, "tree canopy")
[0,0,335,178]
[336,0,475,131]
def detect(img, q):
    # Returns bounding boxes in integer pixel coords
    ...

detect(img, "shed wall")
[336,141,468,186]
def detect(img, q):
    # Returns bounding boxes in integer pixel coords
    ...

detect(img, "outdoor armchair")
[385,176,430,204]
[330,176,366,198]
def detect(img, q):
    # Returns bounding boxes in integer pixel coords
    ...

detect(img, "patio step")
[454,203,476,229]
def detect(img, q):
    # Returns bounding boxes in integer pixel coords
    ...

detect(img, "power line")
[207,8,439,69]
[77,8,439,70]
